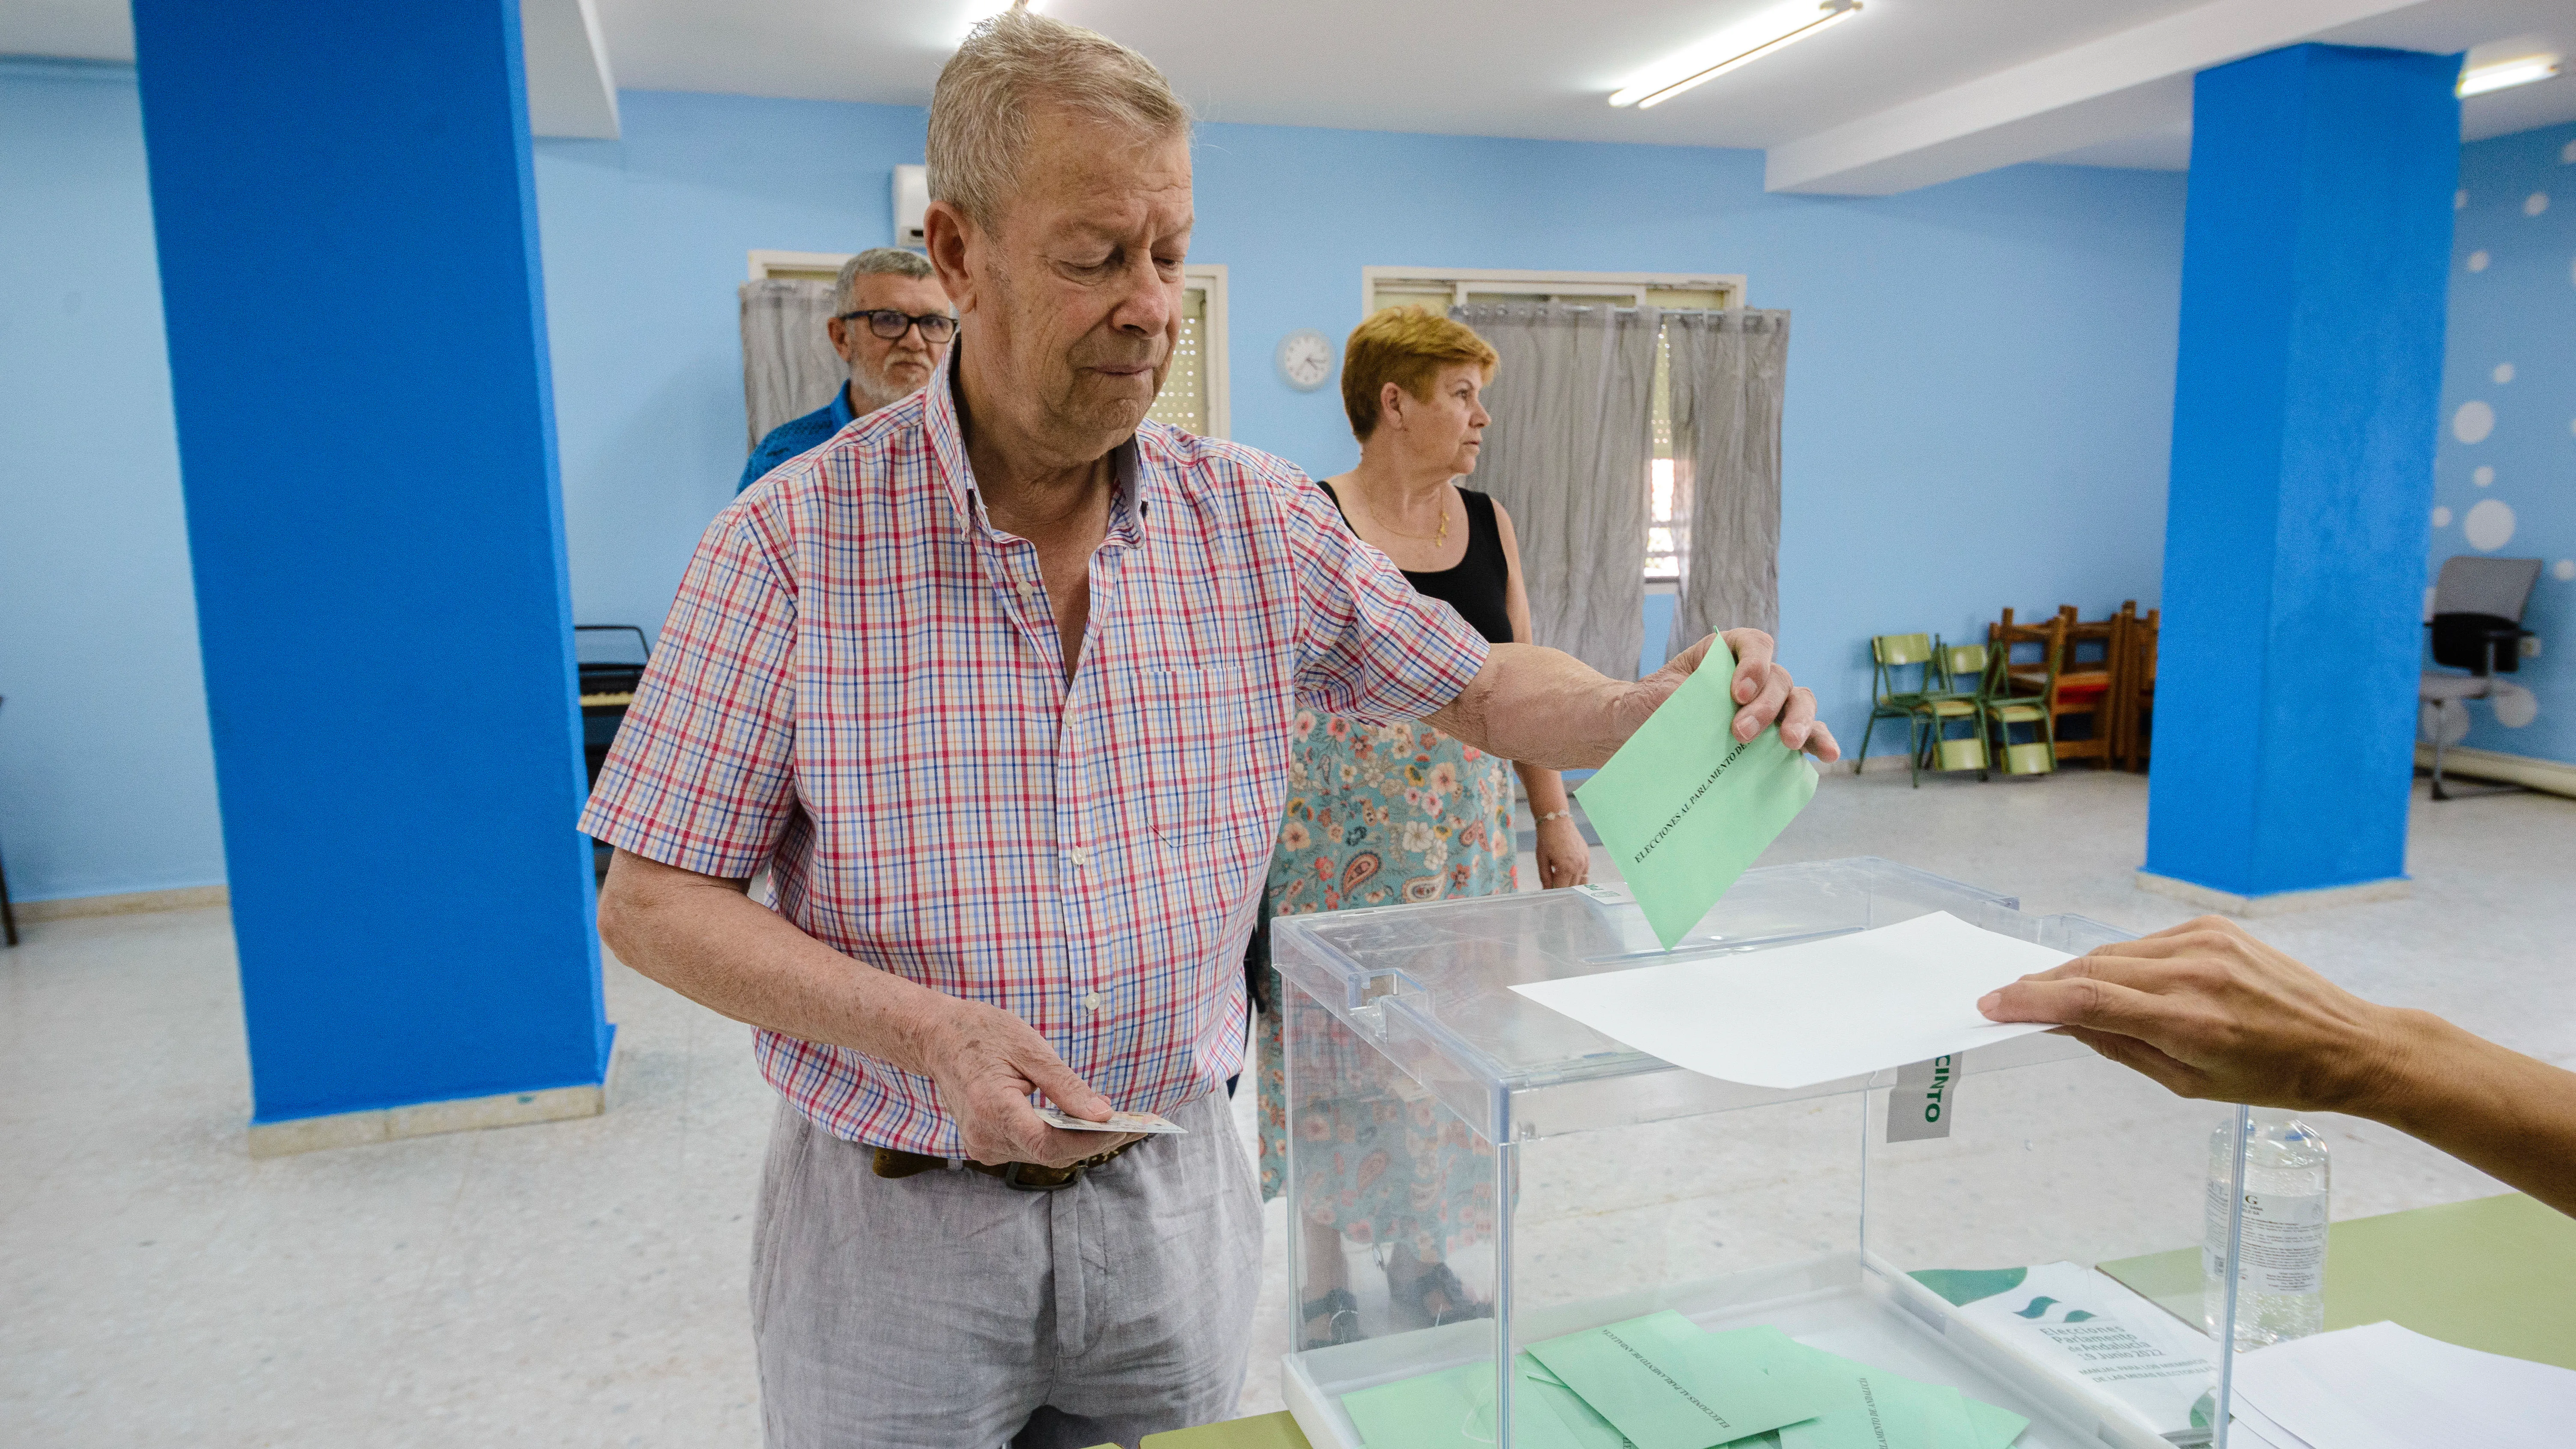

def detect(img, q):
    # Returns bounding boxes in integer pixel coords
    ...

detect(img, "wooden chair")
[0,696,15,946]
[2005,605,2113,766]
[2106,602,2159,773]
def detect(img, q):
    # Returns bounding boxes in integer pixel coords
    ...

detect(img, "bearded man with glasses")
[737,247,957,493]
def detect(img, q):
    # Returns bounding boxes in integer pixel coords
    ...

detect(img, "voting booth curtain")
[739,279,842,450]
[1452,302,1661,681]
[1665,309,1790,659]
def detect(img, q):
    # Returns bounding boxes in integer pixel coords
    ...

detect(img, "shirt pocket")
[1135,665,1274,905]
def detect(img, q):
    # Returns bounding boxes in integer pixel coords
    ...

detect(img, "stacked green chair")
[1921,642,1992,780]
[1857,634,1945,786]
[1981,623,2059,776]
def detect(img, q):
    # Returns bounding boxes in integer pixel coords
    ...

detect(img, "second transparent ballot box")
[1271,856,2500,1449]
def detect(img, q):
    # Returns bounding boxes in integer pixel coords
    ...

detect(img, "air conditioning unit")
[893,164,929,250]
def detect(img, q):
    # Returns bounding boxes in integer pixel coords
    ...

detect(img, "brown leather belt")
[871,1138,1143,1192]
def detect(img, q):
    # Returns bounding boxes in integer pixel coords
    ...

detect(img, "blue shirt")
[737,383,856,494]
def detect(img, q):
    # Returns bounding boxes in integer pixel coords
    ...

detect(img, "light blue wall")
[2431,119,2576,766]
[536,92,927,637]
[4,79,2204,902]
[537,91,2191,748]
[0,61,225,902]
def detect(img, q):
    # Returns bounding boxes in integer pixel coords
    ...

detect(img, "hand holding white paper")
[1510,912,2069,1089]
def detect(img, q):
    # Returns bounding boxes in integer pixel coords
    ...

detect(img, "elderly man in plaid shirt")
[584,11,1837,1448]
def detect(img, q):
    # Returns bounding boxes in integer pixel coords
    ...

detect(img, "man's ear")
[922,200,979,318]
[826,315,856,364]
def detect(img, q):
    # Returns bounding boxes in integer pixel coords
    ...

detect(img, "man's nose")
[1109,258,1173,335]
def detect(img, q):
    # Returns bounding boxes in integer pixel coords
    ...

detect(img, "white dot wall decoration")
[2464,498,2516,551]
[2433,506,2454,528]
[2557,560,2576,582]
[2452,400,2495,442]
[2467,250,2490,271]
[2527,192,2551,217]
[2493,683,2538,729]
[2474,465,2495,486]
[2455,188,2469,209]
[2420,700,2471,744]
[2493,362,2516,384]
[2565,139,2576,164]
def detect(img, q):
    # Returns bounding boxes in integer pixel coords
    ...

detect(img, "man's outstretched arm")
[1427,629,1840,772]
[1979,916,2576,1218]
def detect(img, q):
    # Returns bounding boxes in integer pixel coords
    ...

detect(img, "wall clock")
[1276,329,1333,391]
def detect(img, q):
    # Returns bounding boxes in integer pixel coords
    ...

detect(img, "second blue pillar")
[2145,44,2461,903]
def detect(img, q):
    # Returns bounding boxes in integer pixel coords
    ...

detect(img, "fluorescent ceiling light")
[1610,0,1861,110]
[2458,55,2560,98]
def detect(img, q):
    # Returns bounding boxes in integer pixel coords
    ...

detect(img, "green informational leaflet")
[1526,1312,1816,1449]
[1574,636,1819,950]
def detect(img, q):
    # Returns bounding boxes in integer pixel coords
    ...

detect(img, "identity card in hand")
[1035,1106,1187,1136]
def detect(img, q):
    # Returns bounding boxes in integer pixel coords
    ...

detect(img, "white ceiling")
[9,0,2575,191]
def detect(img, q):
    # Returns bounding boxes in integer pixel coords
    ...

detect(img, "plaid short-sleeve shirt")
[579,361,1490,1156]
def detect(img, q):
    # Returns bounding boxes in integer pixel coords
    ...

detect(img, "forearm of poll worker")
[1979,915,2576,1219]
[2367,1011,2576,1219]
[596,849,1129,1167]
[1428,631,1837,771]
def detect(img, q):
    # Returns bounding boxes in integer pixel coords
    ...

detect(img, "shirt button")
[1065,846,1091,867]
[1083,991,1104,1011]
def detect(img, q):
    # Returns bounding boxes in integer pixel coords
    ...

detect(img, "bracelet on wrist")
[1535,809,1574,823]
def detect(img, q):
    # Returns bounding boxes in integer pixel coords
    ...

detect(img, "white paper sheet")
[1508,911,2067,1089]
[2230,1320,2576,1449]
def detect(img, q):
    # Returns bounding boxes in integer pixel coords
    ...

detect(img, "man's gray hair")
[927,6,1190,231]
[836,247,936,312]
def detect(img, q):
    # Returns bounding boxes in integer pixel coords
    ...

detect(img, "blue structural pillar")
[2144,45,2460,904]
[132,1,608,1134]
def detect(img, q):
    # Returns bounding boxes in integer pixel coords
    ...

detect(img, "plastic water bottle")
[2203,1109,2329,1348]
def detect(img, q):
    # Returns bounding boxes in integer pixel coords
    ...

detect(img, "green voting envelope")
[1526,1312,1814,1449]
[1575,637,1819,950]
[1342,1356,1593,1449]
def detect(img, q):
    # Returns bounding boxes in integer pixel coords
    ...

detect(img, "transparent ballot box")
[1275,856,2348,1449]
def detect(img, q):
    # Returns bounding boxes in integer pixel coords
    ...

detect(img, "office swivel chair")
[2418,556,2543,802]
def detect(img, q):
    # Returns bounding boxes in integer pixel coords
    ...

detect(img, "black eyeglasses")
[836,309,957,343]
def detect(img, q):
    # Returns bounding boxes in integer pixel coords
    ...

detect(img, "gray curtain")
[1450,303,1661,680]
[739,279,843,451]
[1664,309,1790,661]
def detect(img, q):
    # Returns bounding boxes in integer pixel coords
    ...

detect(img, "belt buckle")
[1001,1160,1084,1192]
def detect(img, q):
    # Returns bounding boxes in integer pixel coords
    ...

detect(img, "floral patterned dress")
[1254,708,1517,1258]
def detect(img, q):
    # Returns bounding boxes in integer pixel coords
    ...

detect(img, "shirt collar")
[923,342,1149,551]
[829,382,857,429]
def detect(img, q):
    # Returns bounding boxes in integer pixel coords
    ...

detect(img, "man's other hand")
[914,997,1145,1168]
[1646,631,1840,762]
[1976,915,2403,1114]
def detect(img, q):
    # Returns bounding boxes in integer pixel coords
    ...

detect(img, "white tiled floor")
[3,767,2570,1445]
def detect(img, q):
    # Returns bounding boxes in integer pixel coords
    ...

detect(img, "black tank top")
[1317,480,1514,645]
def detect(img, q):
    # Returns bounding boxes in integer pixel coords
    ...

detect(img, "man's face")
[829,272,954,414]
[933,107,1191,467]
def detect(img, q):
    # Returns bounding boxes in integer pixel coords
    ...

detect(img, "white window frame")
[745,252,1229,439]
[748,249,853,281]
[1358,266,1745,318]
[1183,262,1231,439]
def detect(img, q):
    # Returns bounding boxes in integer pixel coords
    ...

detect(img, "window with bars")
[1359,269,1742,581]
